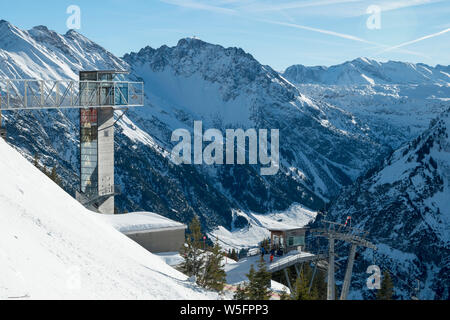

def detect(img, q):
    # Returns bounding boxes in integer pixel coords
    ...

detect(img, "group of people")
[260,246,285,263]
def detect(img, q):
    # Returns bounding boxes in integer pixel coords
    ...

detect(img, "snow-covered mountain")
[0,21,386,232]
[1,20,448,299]
[120,38,390,223]
[0,137,215,299]
[283,58,449,300]
[0,21,125,80]
[324,108,450,300]
[283,59,450,150]
[283,57,450,86]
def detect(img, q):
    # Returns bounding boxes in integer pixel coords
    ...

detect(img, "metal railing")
[0,79,144,110]
[268,252,326,273]
[76,184,121,208]
[98,184,121,197]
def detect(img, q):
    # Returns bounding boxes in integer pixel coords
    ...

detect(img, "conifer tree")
[312,268,327,300]
[279,289,291,300]
[246,259,272,300]
[377,271,394,300]
[200,240,227,292]
[33,153,39,168]
[180,216,205,280]
[233,284,248,300]
[228,249,238,261]
[233,259,272,300]
[50,166,61,185]
[238,249,246,260]
[294,267,317,300]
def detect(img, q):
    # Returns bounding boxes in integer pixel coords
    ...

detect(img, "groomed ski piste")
[0,138,217,300]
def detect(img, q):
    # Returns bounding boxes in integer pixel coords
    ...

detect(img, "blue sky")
[1,0,449,70]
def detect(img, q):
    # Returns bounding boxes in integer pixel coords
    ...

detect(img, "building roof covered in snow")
[267,226,309,232]
[101,212,187,234]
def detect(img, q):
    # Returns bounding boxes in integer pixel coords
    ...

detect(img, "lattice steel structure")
[0,78,143,110]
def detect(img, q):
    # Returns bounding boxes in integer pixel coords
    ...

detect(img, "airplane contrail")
[377,28,450,54]
[258,19,382,46]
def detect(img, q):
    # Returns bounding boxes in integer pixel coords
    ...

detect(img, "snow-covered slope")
[0,138,214,300]
[325,109,450,300]
[210,204,316,251]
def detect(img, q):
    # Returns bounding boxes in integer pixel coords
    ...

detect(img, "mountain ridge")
[283,57,450,86]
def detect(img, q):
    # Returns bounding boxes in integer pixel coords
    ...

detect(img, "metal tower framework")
[311,220,377,300]
[0,73,144,214]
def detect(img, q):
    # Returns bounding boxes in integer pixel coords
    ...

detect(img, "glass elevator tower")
[79,70,128,214]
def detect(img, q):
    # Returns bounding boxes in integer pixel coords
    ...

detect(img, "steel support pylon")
[327,235,335,300]
[340,244,358,300]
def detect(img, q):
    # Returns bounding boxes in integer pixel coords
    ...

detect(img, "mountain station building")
[102,212,187,253]
[269,227,308,254]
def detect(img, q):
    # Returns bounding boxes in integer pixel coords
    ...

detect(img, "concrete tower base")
[97,107,115,215]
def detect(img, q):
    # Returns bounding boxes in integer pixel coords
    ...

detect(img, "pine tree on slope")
[294,266,317,300]
[200,240,227,292]
[377,271,394,300]
[180,216,205,280]
[246,259,272,300]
